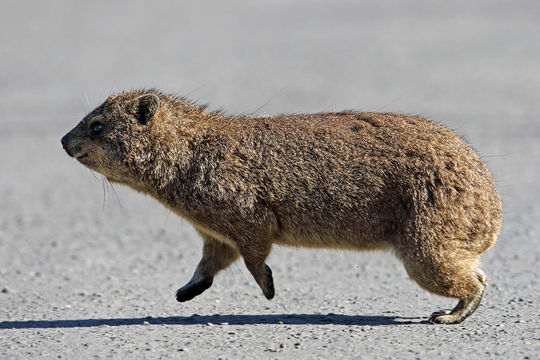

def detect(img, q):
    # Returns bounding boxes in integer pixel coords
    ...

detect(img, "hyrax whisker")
[88,169,100,182]
[105,178,122,208]
[100,176,107,210]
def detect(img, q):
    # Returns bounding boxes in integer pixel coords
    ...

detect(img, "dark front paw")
[175,277,213,302]
[263,264,275,300]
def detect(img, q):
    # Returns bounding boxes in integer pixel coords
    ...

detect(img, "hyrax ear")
[128,94,160,125]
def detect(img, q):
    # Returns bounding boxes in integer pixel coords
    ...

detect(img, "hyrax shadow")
[61,90,502,324]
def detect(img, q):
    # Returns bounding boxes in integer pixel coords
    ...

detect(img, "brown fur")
[61,89,502,324]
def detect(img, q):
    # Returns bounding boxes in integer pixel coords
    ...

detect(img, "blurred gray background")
[1,1,538,359]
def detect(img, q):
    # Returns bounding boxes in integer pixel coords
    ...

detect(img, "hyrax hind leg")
[402,250,488,324]
[176,233,240,302]
[428,269,486,324]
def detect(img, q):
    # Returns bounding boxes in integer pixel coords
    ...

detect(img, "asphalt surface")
[0,1,538,359]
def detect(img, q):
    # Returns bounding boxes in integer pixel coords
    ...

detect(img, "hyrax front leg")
[246,262,274,300]
[176,234,239,302]
[239,241,275,300]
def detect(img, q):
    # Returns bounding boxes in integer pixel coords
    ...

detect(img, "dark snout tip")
[61,133,69,148]
[61,133,74,157]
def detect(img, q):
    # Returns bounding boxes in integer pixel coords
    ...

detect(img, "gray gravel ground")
[1,1,539,359]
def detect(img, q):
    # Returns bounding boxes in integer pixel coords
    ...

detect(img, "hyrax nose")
[61,133,74,157]
[61,133,70,148]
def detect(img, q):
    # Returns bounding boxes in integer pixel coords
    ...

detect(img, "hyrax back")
[61,89,502,324]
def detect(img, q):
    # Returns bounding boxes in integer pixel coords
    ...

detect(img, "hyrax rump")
[61,89,502,324]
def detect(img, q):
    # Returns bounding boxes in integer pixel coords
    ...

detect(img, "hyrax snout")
[62,89,502,324]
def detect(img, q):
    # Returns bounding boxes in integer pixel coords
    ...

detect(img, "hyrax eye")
[90,122,104,135]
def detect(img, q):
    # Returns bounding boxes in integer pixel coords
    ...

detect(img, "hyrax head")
[61,92,161,184]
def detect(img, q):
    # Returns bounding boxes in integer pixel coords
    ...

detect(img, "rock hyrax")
[61,89,502,324]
